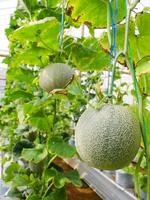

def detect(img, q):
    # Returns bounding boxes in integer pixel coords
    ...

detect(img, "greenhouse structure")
[0,0,150,200]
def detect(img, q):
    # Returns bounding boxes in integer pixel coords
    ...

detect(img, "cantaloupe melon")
[39,63,74,92]
[75,104,141,170]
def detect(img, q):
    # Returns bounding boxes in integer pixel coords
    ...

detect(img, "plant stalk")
[134,150,144,200]
[148,158,150,200]
[124,6,131,54]
[108,50,124,99]
[123,1,150,199]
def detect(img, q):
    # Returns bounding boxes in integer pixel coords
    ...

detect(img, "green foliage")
[22,144,47,163]
[43,188,67,200]
[13,140,34,155]
[4,162,20,182]
[136,57,150,76]
[68,0,124,28]
[1,0,150,199]
[139,74,150,96]
[71,37,110,70]
[17,0,38,15]
[100,11,150,64]
[11,17,59,48]
[48,137,76,158]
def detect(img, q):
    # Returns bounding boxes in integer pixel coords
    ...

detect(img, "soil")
[54,158,102,200]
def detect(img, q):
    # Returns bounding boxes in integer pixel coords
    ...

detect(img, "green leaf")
[11,17,60,51]
[67,80,83,96]
[44,168,57,183]
[48,137,76,158]
[139,74,150,96]
[129,105,150,145]
[136,57,150,76]
[15,47,51,67]
[7,68,34,83]
[7,67,34,81]
[22,144,47,163]
[44,168,68,188]
[23,96,51,116]
[46,0,61,8]
[136,12,150,36]
[13,174,30,187]
[43,188,67,200]
[18,96,52,125]
[17,0,37,14]
[72,37,110,71]
[136,36,150,60]
[29,114,52,132]
[144,109,150,144]
[9,91,34,101]
[42,0,62,9]
[66,170,82,187]
[136,12,150,60]
[7,187,22,198]
[27,194,41,200]
[68,0,124,28]
[4,162,20,182]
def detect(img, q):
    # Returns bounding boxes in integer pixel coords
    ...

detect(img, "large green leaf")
[44,168,68,188]
[9,91,34,101]
[72,37,110,71]
[136,36,150,60]
[22,144,47,163]
[136,57,150,76]
[65,170,82,187]
[7,68,34,83]
[14,47,50,67]
[43,188,67,200]
[4,162,20,182]
[48,137,76,158]
[29,114,52,132]
[10,17,60,51]
[17,0,37,14]
[135,12,150,60]
[129,105,150,145]
[68,0,124,28]
[13,174,30,187]
[136,12,150,36]
[44,168,82,188]
[20,96,52,118]
[67,80,83,96]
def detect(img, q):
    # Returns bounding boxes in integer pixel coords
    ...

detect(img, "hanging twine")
[59,0,65,52]
[107,0,118,99]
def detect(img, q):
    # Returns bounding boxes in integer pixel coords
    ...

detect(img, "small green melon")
[75,104,141,170]
[39,63,74,92]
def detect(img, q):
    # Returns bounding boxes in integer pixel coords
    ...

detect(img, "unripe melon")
[39,63,74,92]
[75,104,141,170]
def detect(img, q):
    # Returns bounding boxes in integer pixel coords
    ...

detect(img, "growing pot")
[115,170,134,188]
